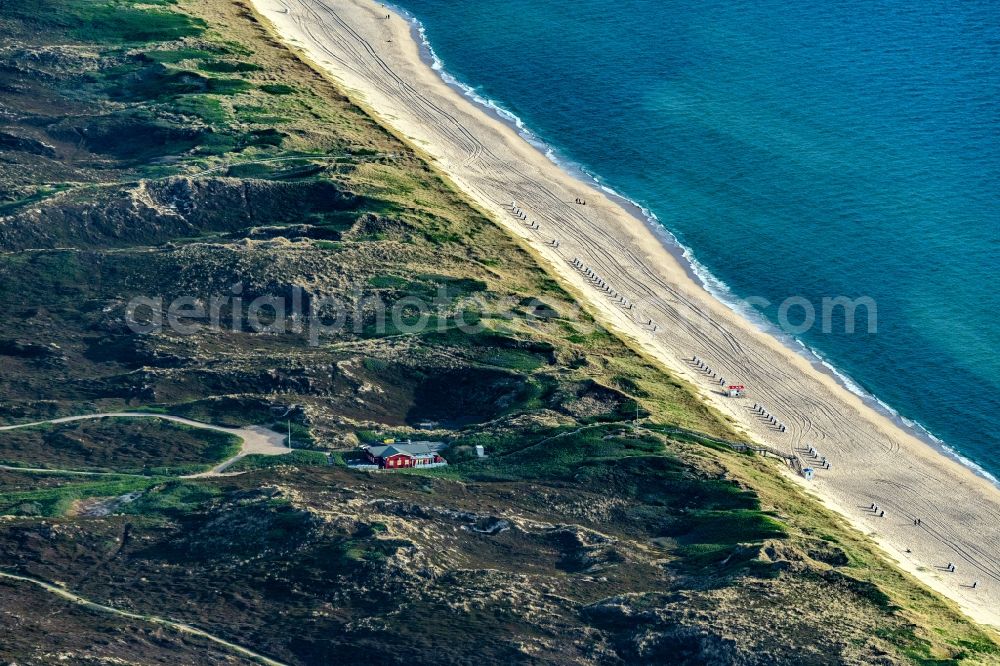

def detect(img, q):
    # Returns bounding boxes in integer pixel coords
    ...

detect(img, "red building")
[364,441,447,469]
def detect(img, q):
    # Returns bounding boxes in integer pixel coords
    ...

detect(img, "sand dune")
[250,0,1000,626]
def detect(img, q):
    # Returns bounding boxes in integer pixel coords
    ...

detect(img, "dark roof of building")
[367,441,442,458]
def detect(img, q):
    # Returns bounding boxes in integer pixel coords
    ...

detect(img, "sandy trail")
[1,416,292,661]
[0,571,288,665]
[249,0,1000,626]
[0,413,291,476]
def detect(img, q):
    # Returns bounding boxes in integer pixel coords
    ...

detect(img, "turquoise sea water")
[390,0,1000,478]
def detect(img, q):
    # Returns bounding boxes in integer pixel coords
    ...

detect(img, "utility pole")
[287,419,292,450]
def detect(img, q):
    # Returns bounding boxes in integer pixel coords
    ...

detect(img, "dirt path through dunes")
[0,412,291,476]
[0,570,289,666]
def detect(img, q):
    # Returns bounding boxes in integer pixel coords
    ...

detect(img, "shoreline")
[250,0,1000,626]
[393,2,1000,490]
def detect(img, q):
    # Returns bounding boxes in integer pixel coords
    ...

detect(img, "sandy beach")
[251,0,1000,626]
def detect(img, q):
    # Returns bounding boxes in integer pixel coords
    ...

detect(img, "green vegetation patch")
[198,60,263,74]
[154,398,281,428]
[74,3,205,43]
[0,475,162,517]
[143,47,219,64]
[7,0,205,43]
[122,479,222,516]
[260,83,296,95]
[106,66,251,102]
[225,450,330,473]
[172,95,230,125]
